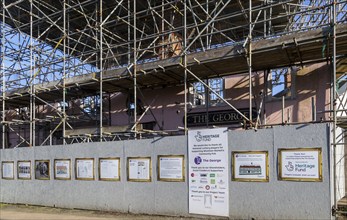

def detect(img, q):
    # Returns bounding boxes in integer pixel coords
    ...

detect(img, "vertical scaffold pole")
[1,0,5,149]
[30,0,35,146]
[29,0,33,146]
[332,0,337,214]
[248,0,253,126]
[63,0,66,145]
[133,0,137,137]
[184,0,188,135]
[99,0,103,142]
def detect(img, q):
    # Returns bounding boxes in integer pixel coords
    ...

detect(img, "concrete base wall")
[0,124,332,219]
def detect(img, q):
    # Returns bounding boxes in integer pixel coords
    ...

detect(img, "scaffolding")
[1,0,347,215]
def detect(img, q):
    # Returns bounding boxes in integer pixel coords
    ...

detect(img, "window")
[190,78,224,106]
[268,67,295,100]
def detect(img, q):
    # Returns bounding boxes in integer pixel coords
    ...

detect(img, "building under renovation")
[1,0,347,219]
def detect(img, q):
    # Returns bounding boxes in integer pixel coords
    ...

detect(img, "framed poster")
[2,161,14,179]
[35,160,50,180]
[232,151,269,182]
[127,157,151,182]
[158,155,185,182]
[75,158,94,180]
[278,148,322,181]
[99,158,120,181]
[54,159,71,180]
[18,161,31,179]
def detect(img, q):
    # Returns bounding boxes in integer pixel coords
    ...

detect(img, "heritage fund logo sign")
[188,128,229,217]
[278,148,322,181]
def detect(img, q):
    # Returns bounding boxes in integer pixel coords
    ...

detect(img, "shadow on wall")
[291,64,329,123]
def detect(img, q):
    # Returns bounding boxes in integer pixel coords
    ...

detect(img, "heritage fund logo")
[285,161,315,172]
[285,161,294,171]
[194,131,219,142]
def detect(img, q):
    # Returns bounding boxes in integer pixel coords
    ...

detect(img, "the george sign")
[278,148,322,181]
[186,108,257,127]
[158,155,185,182]
[188,128,229,217]
[232,151,269,182]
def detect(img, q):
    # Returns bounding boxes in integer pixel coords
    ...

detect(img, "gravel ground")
[0,203,203,220]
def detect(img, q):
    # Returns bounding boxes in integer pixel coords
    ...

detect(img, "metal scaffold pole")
[249,0,253,127]
[63,0,67,145]
[29,0,33,147]
[1,0,5,149]
[332,0,338,215]
[99,0,103,142]
[184,0,187,135]
[133,0,137,137]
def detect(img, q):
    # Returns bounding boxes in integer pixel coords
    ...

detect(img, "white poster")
[2,162,14,179]
[54,160,71,180]
[188,128,229,217]
[279,148,322,181]
[76,159,94,180]
[158,155,184,181]
[99,158,120,180]
[18,161,31,179]
[233,152,268,181]
[128,157,151,181]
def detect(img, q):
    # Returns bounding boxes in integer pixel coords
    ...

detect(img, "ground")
[0,204,200,220]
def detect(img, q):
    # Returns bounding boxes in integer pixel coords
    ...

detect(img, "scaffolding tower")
[1,0,347,215]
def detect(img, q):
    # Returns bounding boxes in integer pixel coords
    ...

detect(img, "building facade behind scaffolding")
[0,0,346,145]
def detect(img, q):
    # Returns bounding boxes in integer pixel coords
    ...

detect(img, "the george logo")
[194,156,202,165]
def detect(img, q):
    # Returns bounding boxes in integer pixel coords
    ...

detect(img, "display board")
[127,157,151,182]
[232,151,269,182]
[76,158,94,180]
[54,159,71,180]
[278,148,322,181]
[2,161,14,179]
[35,160,50,180]
[188,128,229,217]
[18,161,31,179]
[158,155,185,182]
[99,158,120,181]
